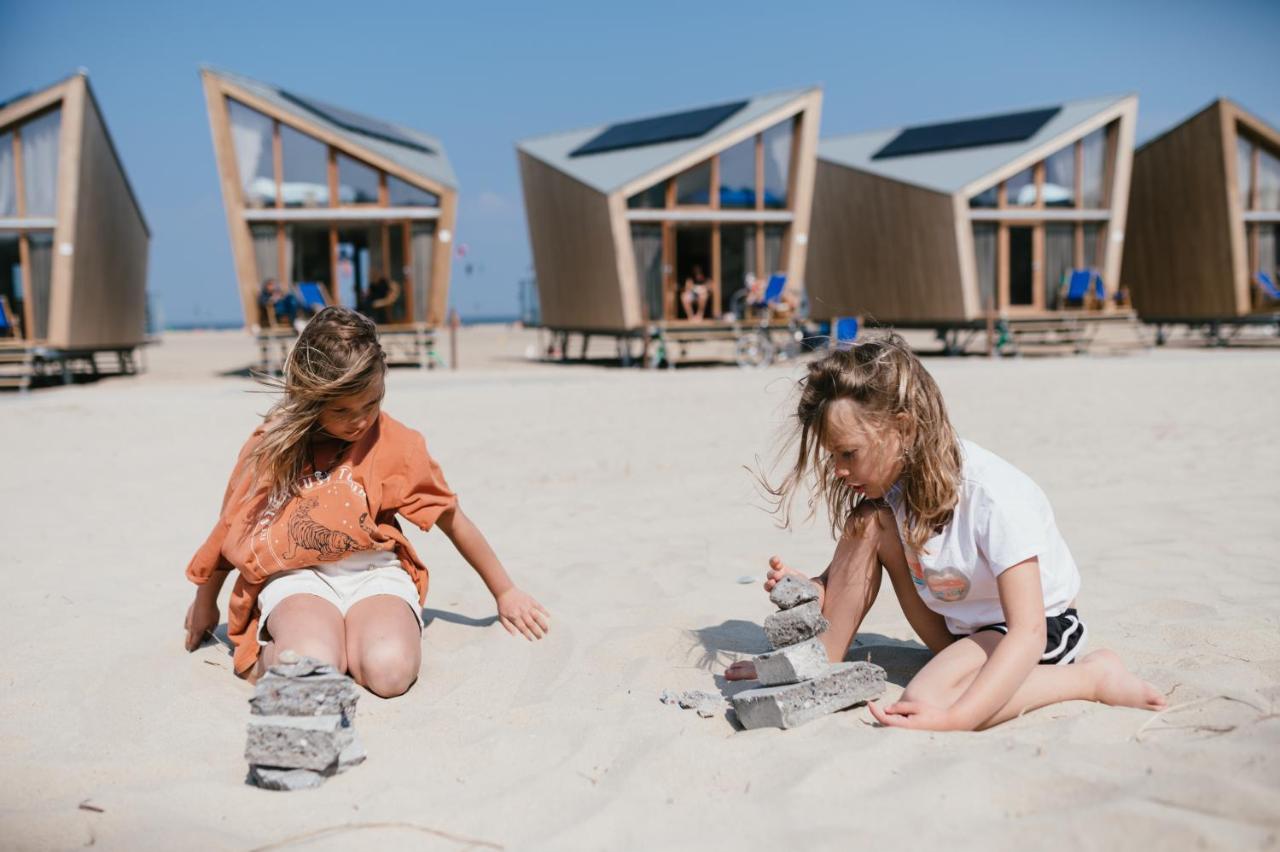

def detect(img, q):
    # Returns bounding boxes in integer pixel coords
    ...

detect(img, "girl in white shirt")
[726,334,1165,730]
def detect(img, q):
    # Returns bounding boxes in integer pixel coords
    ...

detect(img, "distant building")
[807,95,1137,333]
[1123,99,1280,328]
[0,72,149,385]
[200,68,457,334]
[516,89,822,335]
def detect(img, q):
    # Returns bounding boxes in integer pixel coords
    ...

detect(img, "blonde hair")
[763,332,962,551]
[246,307,386,513]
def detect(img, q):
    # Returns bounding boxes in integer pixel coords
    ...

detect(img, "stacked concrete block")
[733,578,887,730]
[244,651,366,791]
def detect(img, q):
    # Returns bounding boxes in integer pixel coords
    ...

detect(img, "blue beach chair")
[1255,271,1280,304]
[294,281,333,315]
[832,316,859,350]
[0,295,20,338]
[1060,269,1105,309]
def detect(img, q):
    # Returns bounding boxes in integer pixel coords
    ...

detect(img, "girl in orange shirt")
[183,307,549,695]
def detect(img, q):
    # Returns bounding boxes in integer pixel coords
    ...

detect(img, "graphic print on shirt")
[924,567,971,603]
[281,496,378,561]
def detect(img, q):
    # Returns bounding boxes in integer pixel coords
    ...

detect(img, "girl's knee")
[355,642,419,698]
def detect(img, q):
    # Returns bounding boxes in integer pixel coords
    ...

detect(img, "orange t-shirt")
[186,412,456,675]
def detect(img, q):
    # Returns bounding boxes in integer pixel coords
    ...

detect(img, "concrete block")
[731,662,887,730]
[250,672,359,720]
[246,765,326,791]
[676,690,725,718]
[763,601,829,649]
[769,576,820,610]
[245,714,353,772]
[752,637,830,686]
[267,654,337,679]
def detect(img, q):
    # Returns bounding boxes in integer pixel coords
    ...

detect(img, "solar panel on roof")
[872,106,1061,160]
[280,90,435,155]
[569,100,749,158]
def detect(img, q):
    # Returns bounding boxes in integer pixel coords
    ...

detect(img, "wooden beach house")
[807,95,1138,352]
[0,72,149,388]
[516,88,822,363]
[1122,99,1280,342]
[200,68,457,366]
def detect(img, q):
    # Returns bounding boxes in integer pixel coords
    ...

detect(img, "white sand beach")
[1,326,1278,851]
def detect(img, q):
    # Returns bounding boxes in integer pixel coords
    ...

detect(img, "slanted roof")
[517,88,817,194]
[820,95,1131,196]
[204,67,457,190]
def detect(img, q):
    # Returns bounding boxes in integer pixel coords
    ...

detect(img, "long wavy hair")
[762,333,962,552]
[245,307,386,514]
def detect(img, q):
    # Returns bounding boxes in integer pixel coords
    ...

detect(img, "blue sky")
[2,0,1278,325]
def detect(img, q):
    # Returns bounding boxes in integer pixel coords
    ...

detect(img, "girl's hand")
[764,556,825,606]
[184,596,220,652]
[868,699,966,731]
[496,587,551,641]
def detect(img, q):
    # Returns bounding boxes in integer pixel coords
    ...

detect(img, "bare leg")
[345,596,422,698]
[257,594,346,678]
[681,290,695,320]
[899,631,1166,729]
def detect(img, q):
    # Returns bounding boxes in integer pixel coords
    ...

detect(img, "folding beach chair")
[294,281,334,315]
[1059,269,1105,309]
[832,316,859,350]
[746,274,789,319]
[0,295,21,338]
[1254,271,1280,306]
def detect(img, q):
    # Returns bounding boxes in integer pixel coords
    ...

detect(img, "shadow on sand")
[421,608,499,629]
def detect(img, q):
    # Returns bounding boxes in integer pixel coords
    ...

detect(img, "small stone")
[250,672,359,720]
[268,654,336,679]
[335,735,367,773]
[769,576,820,610]
[245,714,353,772]
[246,765,326,791]
[752,637,831,686]
[659,689,681,705]
[736,575,756,585]
[675,690,724,718]
[763,601,829,649]
[732,662,887,730]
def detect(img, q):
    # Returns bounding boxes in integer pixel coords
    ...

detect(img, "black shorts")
[972,608,1087,665]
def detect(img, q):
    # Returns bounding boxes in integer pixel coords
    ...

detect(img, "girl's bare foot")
[1082,649,1167,711]
[724,660,757,681]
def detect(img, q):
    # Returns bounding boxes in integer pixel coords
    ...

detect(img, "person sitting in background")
[680,265,710,322]
[362,273,403,325]
[258,278,300,328]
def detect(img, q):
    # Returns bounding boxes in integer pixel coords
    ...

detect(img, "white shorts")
[257,556,423,643]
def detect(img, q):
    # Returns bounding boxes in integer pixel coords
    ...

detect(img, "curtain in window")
[21,109,61,217]
[764,225,785,275]
[972,224,996,310]
[228,101,274,207]
[630,224,663,321]
[1258,147,1280,211]
[1237,136,1254,206]
[1044,225,1074,310]
[0,132,15,217]
[27,233,53,340]
[1259,225,1277,279]
[411,223,434,323]
[1083,223,1103,270]
[1082,128,1106,208]
[250,225,278,288]
[763,119,793,209]
[281,227,294,286]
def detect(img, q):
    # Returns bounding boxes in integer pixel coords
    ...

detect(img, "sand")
[1,326,1278,851]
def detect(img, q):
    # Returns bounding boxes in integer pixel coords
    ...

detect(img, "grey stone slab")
[769,576,820,610]
[250,672,359,720]
[676,690,725,718]
[246,765,327,791]
[763,601,829,649]
[267,654,338,679]
[752,637,831,686]
[731,662,887,730]
[336,735,367,772]
[245,714,353,772]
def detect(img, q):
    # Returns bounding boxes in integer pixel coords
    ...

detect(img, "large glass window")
[250,224,279,290]
[675,160,712,206]
[972,224,996,309]
[281,124,330,208]
[631,224,663,321]
[626,180,665,209]
[1081,127,1106,207]
[290,223,333,295]
[720,224,756,313]
[1005,167,1036,206]
[337,153,380,204]
[1,235,23,337]
[0,132,16,216]
[27,232,52,340]
[1237,135,1254,206]
[762,119,793,209]
[227,100,275,208]
[20,108,61,217]
[764,224,786,275]
[410,222,434,323]
[969,185,997,208]
[718,137,755,209]
[1258,146,1280,211]
[1044,224,1074,309]
[388,176,439,207]
[1083,222,1104,270]
[1044,144,1076,208]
